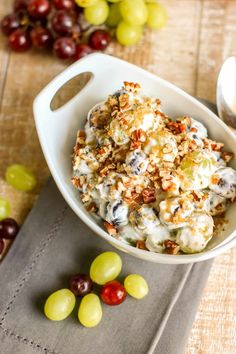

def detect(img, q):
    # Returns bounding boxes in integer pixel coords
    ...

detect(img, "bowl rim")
[34,53,236,264]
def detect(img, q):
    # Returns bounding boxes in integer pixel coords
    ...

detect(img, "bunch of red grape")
[1,0,111,60]
[1,0,168,61]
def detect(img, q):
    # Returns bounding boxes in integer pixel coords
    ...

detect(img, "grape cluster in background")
[1,0,167,61]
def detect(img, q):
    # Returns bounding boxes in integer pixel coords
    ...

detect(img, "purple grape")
[69,273,93,297]
[0,218,19,239]
[1,13,21,36]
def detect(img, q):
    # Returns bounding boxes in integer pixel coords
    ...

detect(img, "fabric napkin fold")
[0,178,212,354]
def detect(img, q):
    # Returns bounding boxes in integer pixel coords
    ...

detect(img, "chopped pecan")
[162,143,173,154]
[77,130,86,138]
[211,175,219,185]
[99,161,116,177]
[164,240,180,255]
[108,96,118,107]
[104,221,117,236]
[123,81,141,93]
[130,140,141,150]
[131,129,147,143]
[81,193,90,203]
[142,188,156,203]
[90,110,110,129]
[120,117,129,126]
[191,191,201,202]
[161,179,173,191]
[118,93,130,110]
[221,151,234,162]
[203,138,224,151]
[190,127,197,133]
[85,202,97,213]
[166,121,187,134]
[123,191,143,209]
[117,180,126,193]
[136,240,148,250]
[71,176,81,189]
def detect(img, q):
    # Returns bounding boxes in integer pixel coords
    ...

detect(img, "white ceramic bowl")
[33,53,236,264]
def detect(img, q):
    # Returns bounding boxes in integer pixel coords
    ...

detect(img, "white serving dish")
[33,53,236,264]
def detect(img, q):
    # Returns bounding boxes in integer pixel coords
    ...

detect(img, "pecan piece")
[142,188,156,204]
[136,240,148,250]
[161,180,173,191]
[131,129,147,143]
[85,202,97,213]
[221,151,234,162]
[123,81,141,93]
[71,176,81,189]
[104,221,117,236]
[130,140,141,150]
[164,240,180,255]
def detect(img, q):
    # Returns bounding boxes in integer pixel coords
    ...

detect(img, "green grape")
[180,150,217,190]
[106,3,121,27]
[44,289,76,321]
[75,0,99,7]
[84,1,109,25]
[107,0,121,3]
[119,0,148,26]
[5,164,36,192]
[78,293,102,327]
[146,2,168,30]
[116,21,143,46]
[0,198,11,221]
[124,274,149,299]
[90,251,122,285]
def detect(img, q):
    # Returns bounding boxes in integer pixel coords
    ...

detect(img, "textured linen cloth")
[0,178,212,354]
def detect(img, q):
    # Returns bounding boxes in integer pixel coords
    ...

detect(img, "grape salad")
[72,82,236,255]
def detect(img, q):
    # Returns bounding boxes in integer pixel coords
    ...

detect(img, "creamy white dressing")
[159,196,194,229]
[176,212,214,253]
[72,83,236,255]
[209,167,236,199]
[145,225,172,252]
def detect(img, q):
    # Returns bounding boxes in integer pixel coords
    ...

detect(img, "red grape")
[30,26,53,49]
[0,239,4,255]
[52,0,76,11]
[89,29,111,51]
[9,29,32,52]
[28,0,51,19]
[0,218,19,239]
[53,37,76,59]
[51,10,76,36]
[1,14,20,36]
[14,0,29,12]
[101,280,126,306]
[73,43,93,61]
[69,273,93,297]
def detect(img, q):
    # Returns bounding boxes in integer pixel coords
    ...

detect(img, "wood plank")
[0,0,235,352]
[107,0,202,95]
[186,1,236,353]
[0,1,11,105]
[0,51,66,222]
[196,0,236,102]
[186,247,236,354]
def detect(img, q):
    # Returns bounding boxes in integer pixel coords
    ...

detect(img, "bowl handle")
[33,53,110,119]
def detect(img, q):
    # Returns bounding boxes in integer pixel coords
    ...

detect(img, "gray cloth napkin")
[0,179,212,354]
[0,100,216,354]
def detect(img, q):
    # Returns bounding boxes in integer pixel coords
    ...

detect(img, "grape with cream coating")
[72,82,236,255]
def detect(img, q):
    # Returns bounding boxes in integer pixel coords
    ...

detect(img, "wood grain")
[0,0,236,353]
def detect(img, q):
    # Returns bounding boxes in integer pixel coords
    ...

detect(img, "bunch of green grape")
[76,0,168,46]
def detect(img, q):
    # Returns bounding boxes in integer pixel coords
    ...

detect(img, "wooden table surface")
[1,0,236,353]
